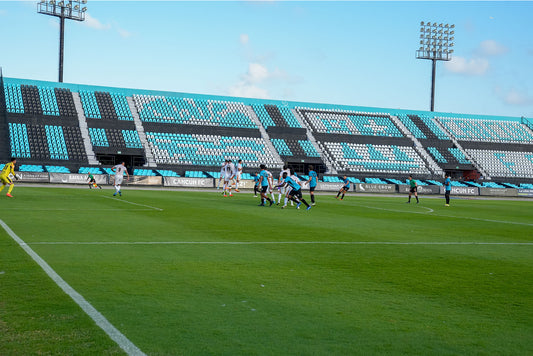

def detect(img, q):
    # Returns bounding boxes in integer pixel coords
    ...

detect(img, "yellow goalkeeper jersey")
[0,162,15,178]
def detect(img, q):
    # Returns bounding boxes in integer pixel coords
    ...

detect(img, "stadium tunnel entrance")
[287,162,327,176]
[96,154,145,175]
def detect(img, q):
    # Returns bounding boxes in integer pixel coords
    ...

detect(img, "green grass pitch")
[1,186,532,355]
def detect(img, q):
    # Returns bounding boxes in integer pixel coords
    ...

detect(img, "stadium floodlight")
[37,0,87,83]
[416,21,456,112]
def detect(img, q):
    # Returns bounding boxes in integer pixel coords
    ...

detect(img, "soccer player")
[407,175,419,204]
[253,172,260,197]
[280,171,311,210]
[306,165,318,206]
[444,174,451,206]
[87,172,102,189]
[234,159,243,192]
[258,164,274,206]
[217,160,227,190]
[222,159,235,197]
[111,161,129,196]
[336,175,350,200]
[277,165,290,205]
[0,158,18,198]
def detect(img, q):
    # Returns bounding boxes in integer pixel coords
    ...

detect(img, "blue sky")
[1,1,532,118]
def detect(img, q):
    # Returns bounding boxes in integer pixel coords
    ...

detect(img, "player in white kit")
[223,159,236,197]
[234,159,243,192]
[111,162,129,196]
[217,160,227,189]
[277,165,291,205]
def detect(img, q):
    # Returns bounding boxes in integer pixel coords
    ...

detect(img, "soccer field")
[1,187,532,355]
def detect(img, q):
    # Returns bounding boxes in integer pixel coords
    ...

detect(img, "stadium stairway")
[292,108,336,174]
[390,114,443,176]
[127,96,156,167]
[245,105,284,166]
[434,118,489,179]
[72,92,99,165]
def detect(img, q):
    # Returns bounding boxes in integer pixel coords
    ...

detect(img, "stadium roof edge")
[4,76,527,122]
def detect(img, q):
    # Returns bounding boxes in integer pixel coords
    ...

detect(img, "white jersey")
[224,163,235,179]
[220,163,226,177]
[236,163,242,178]
[113,164,127,177]
[113,164,127,185]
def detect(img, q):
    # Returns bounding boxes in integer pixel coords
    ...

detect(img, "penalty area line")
[0,218,146,356]
[101,196,163,211]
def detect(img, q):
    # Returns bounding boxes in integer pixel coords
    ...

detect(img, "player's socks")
[311,195,315,204]
[8,185,14,195]
[284,197,288,206]
[341,193,345,200]
[119,191,122,196]
[0,185,4,193]
[300,198,310,208]
[416,197,419,203]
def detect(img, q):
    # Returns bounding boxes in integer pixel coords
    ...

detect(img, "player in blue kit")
[258,164,274,206]
[279,172,311,210]
[336,175,350,200]
[253,172,260,197]
[305,165,318,206]
[444,174,451,206]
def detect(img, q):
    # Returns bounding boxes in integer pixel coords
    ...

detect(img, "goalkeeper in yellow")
[0,158,19,198]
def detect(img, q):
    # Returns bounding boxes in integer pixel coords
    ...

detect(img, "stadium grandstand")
[1,75,532,187]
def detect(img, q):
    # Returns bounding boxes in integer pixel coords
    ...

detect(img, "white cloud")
[444,56,489,76]
[503,89,533,106]
[229,82,270,99]
[244,62,269,83]
[117,28,132,38]
[240,33,249,45]
[477,40,508,57]
[84,13,111,30]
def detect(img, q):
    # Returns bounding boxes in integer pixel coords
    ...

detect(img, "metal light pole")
[37,0,88,83]
[416,22,455,112]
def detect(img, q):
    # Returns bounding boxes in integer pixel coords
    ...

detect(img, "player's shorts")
[0,175,12,184]
[410,186,417,193]
[261,185,269,193]
[309,185,316,192]
[342,186,350,191]
[115,175,124,185]
[290,189,303,199]
[89,178,96,183]
[236,173,241,181]
[224,174,232,182]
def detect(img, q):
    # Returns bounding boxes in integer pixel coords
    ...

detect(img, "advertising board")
[398,185,440,194]
[163,177,214,188]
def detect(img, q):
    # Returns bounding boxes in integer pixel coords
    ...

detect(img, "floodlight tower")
[416,22,455,112]
[37,0,88,82]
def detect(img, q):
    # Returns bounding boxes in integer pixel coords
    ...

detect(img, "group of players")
[1,157,453,207]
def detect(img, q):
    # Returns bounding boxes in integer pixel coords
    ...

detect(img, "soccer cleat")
[312,203,316,206]
[235,189,240,192]
[113,192,117,196]
[119,191,122,196]
[269,200,274,207]
[296,202,301,209]
[223,194,227,197]
[6,193,13,198]
[416,201,419,204]
[281,205,287,209]
[229,194,233,197]
[258,203,265,206]
[306,206,312,211]
[445,204,450,207]
[406,201,410,203]
[254,195,258,197]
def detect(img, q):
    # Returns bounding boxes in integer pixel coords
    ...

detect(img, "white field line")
[101,196,163,211]
[29,241,533,246]
[356,204,533,227]
[0,218,146,356]
[7,208,157,211]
